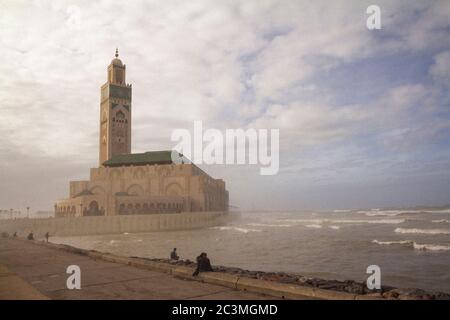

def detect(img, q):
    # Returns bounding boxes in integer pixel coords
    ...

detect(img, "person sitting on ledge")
[27,232,34,240]
[192,252,213,276]
[170,248,179,260]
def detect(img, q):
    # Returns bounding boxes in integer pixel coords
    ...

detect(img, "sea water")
[52,208,450,293]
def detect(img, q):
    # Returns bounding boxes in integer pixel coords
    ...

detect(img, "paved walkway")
[0,239,284,300]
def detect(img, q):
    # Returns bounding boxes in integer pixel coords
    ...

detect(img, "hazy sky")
[0,0,449,213]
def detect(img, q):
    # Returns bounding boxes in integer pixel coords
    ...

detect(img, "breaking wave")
[278,218,405,225]
[210,226,262,233]
[423,209,450,214]
[305,224,322,229]
[247,223,292,228]
[372,239,413,246]
[334,219,405,224]
[432,219,450,224]
[372,239,450,251]
[412,243,450,251]
[361,210,404,216]
[329,225,340,230]
[395,228,450,235]
[359,208,450,216]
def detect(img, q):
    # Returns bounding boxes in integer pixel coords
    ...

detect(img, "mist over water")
[53,209,450,293]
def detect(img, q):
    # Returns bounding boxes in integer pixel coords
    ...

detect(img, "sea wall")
[0,211,228,237]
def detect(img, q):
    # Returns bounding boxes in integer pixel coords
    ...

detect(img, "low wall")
[0,211,228,237]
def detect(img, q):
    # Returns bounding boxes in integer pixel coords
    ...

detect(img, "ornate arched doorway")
[84,200,103,216]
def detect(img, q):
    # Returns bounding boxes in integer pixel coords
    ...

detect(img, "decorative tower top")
[108,48,125,84]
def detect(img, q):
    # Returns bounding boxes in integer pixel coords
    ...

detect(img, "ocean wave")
[305,224,322,229]
[210,226,262,233]
[412,243,450,251]
[394,228,450,235]
[329,225,340,230]
[372,239,413,246]
[359,208,450,216]
[423,209,450,214]
[364,211,403,217]
[372,239,450,251]
[359,209,417,216]
[277,218,324,225]
[247,223,292,228]
[333,209,351,213]
[334,219,405,224]
[432,219,450,224]
[279,218,404,225]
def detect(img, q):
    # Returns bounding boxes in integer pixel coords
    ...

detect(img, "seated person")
[192,252,213,276]
[170,248,179,260]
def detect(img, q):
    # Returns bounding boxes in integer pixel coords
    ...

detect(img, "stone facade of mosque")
[55,50,228,217]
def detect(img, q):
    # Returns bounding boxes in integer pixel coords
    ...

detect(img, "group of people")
[12,231,50,242]
[170,248,214,276]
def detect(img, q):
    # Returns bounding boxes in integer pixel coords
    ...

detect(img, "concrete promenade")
[0,238,287,300]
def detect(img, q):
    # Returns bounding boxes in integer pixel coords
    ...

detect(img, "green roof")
[103,150,187,167]
[115,191,130,196]
[74,189,93,197]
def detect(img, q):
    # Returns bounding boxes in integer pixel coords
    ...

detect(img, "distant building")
[55,50,228,217]
[34,211,54,218]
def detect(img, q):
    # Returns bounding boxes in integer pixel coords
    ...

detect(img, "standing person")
[13,232,17,238]
[170,248,179,260]
[27,232,34,240]
[45,232,50,243]
[192,252,213,276]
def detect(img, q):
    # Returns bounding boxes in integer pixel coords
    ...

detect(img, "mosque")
[55,50,229,217]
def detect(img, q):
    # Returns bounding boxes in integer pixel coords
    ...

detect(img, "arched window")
[115,110,125,120]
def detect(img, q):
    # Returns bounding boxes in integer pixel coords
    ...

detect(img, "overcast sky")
[0,0,449,213]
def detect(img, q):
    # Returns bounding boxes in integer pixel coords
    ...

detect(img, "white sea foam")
[432,219,450,224]
[364,211,403,217]
[334,219,405,224]
[372,239,450,251]
[333,209,351,213]
[276,218,325,226]
[395,228,450,235]
[372,239,413,246]
[360,208,450,216]
[329,225,340,230]
[247,223,291,228]
[412,243,450,251]
[305,224,322,229]
[359,209,419,216]
[210,226,262,233]
[423,209,450,214]
[278,218,405,225]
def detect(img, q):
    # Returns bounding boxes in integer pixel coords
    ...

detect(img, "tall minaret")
[99,49,132,165]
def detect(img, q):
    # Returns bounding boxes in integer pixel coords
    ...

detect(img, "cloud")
[430,50,450,86]
[0,0,449,212]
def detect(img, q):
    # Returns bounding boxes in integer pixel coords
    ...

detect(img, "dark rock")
[382,290,399,299]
